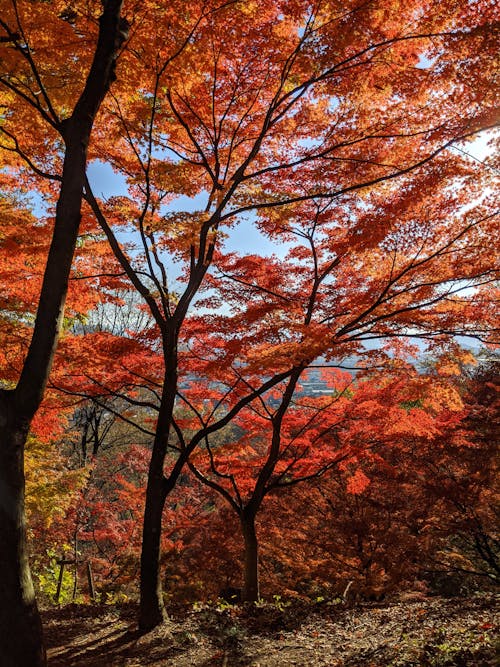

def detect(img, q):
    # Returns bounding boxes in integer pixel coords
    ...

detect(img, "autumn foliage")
[0,1,499,663]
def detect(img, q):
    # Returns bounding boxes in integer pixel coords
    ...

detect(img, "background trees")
[50,357,497,605]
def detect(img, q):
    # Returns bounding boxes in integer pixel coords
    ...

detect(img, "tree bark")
[241,510,260,602]
[0,3,126,664]
[139,463,168,631]
[0,395,45,667]
[0,133,90,666]
[139,351,178,632]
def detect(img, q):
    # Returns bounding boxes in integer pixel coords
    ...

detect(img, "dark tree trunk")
[241,510,259,602]
[0,134,87,666]
[238,372,301,604]
[139,457,168,631]
[139,354,177,632]
[0,397,45,667]
[0,3,126,664]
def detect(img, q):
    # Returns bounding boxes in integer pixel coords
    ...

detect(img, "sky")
[84,130,496,358]
[86,160,281,257]
[86,131,496,258]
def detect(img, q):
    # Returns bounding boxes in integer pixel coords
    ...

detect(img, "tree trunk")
[139,463,168,631]
[0,3,125,663]
[139,360,177,632]
[0,134,88,666]
[0,397,46,667]
[241,511,259,602]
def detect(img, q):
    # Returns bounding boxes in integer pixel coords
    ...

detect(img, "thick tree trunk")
[0,136,88,666]
[241,511,259,602]
[0,397,46,667]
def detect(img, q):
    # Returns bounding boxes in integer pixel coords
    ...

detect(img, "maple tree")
[75,0,499,629]
[181,363,463,600]
[45,2,494,628]
[181,366,353,601]
[0,1,128,664]
[413,356,499,584]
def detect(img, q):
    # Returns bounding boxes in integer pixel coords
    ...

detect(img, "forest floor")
[44,593,498,666]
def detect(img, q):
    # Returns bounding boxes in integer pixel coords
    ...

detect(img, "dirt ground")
[44,593,498,666]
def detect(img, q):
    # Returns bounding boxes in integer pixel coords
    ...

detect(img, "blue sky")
[86,160,281,257]
[86,130,495,255]
[83,135,495,356]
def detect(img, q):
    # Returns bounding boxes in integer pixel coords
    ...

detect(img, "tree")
[0,2,127,664]
[78,0,498,628]
[414,355,499,585]
[182,365,352,601]
[182,362,463,600]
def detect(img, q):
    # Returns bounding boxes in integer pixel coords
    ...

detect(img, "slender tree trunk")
[0,397,45,667]
[238,372,301,604]
[139,458,168,631]
[139,353,177,632]
[241,510,259,602]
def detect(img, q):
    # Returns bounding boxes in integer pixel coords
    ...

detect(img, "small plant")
[34,548,83,605]
[272,594,291,611]
[176,630,198,646]
[417,628,494,666]
[216,598,239,612]
[192,600,209,612]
